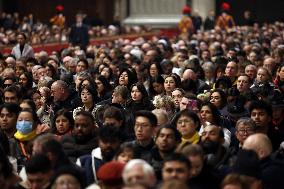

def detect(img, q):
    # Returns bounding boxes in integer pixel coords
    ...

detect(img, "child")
[115,144,135,164]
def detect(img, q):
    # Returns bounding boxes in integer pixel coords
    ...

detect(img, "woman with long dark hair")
[125,82,155,114]
[95,75,113,101]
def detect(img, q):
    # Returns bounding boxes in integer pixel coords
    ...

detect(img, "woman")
[199,102,231,148]
[45,64,59,80]
[18,72,34,100]
[164,74,181,96]
[209,88,227,112]
[95,75,113,101]
[172,109,201,144]
[52,109,74,139]
[250,67,275,99]
[73,85,98,119]
[14,109,41,169]
[148,75,165,99]
[144,61,163,90]
[234,117,256,149]
[125,82,155,114]
[274,63,284,92]
[100,64,116,85]
[117,68,137,89]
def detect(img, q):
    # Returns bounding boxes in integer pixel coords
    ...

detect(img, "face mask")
[16,120,33,134]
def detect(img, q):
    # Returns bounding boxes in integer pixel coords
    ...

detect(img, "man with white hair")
[122,159,156,188]
[5,56,16,69]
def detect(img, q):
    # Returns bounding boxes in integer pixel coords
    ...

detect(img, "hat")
[233,149,262,179]
[97,161,125,185]
[182,5,191,14]
[55,5,64,12]
[221,2,231,11]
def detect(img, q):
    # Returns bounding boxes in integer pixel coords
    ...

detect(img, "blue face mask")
[16,120,33,134]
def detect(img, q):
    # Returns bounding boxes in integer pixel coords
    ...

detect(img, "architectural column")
[123,0,186,28]
[191,0,215,20]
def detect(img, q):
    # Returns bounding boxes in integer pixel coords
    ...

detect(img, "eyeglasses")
[238,128,255,134]
[135,123,151,129]
[177,119,194,125]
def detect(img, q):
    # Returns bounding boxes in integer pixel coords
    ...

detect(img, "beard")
[201,140,220,154]
[74,133,94,144]
[101,148,116,161]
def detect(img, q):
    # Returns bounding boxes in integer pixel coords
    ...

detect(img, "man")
[97,85,129,107]
[61,111,98,162]
[162,153,191,183]
[18,154,52,189]
[172,88,185,110]
[178,5,194,39]
[245,64,257,80]
[225,60,238,85]
[0,103,21,139]
[180,144,221,189]
[263,57,276,75]
[179,94,198,112]
[0,103,21,169]
[5,56,16,69]
[236,74,252,93]
[122,159,156,188]
[249,100,281,151]
[182,68,210,94]
[3,85,21,104]
[11,33,34,59]
[50,80,77,113]
[249,100,272,134]
[126,110,157,162]
[61,56,73,74]
[69,13,89,50]
[150,124,181,180]
[200,124,231,171]
[243,134,284,189]
[77,125,123,185]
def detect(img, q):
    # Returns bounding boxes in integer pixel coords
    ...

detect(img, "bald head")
[243,133,272,160]
[263,57,276,74]
[182,69,196,81]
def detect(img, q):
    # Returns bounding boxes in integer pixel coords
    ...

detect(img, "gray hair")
[122,159,155,184]
[202,62,215,72]
[236,117,256,130]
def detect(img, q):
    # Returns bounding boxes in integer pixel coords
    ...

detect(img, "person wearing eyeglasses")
[231,117,256,152]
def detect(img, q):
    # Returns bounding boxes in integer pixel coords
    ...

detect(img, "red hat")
[221,2,231,11]
[56,5,64,12]
[182,5,191,14]
[97,161,125,185]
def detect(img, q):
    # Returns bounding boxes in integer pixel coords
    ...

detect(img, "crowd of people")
[0,9,149,46]
[0,3,284,189]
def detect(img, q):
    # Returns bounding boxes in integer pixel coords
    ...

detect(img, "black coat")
[260,156,284,189]
[69,24,89,49]
[61,135,98,163]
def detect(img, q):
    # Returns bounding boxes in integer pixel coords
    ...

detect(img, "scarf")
[14,130,37,142]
